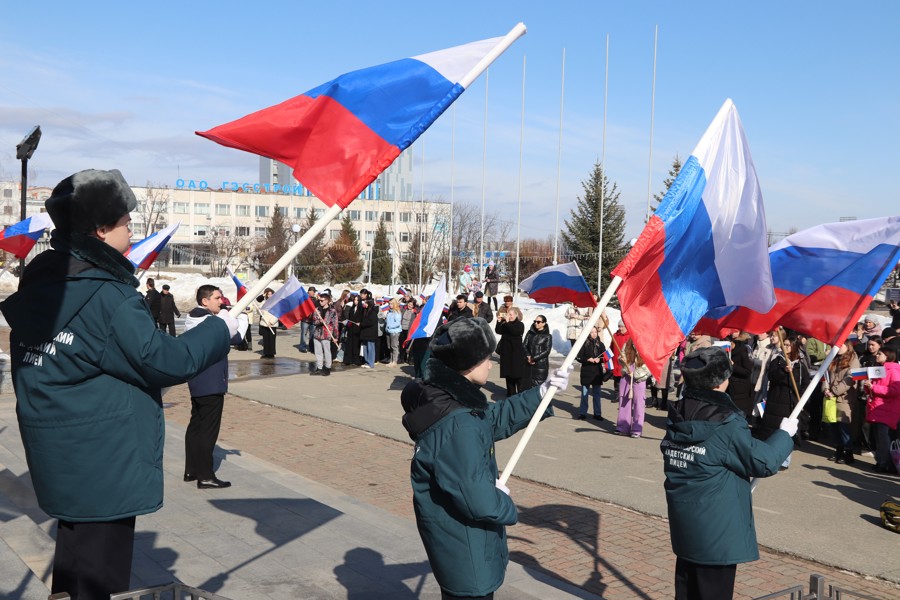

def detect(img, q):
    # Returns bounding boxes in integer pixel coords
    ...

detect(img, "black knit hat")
[681,347,733,389]
[45,169,137,235]
[430,317,496,372]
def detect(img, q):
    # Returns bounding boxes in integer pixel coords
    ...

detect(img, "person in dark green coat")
[662,347,797,600]
[0,169,238,600]
[401,317,570,599]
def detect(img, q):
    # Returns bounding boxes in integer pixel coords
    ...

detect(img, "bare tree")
[137,184,170,234]
[204,228,252,277]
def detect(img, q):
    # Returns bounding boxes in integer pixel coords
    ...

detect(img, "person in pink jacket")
[863,346,900,474]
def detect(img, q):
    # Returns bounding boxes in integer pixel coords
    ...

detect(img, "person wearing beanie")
[661,347,797,600]
[401,317,571,599]
[0,169,239,599]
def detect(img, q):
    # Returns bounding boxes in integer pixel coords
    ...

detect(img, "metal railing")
[753,574,886,600]
[49,582,232,600]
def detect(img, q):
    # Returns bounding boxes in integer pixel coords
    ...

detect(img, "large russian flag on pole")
[0,212,53,258]
[519,262,596,307]
[698,217,900,345]
[125,222,180,270]
[260,276,317,329]
[406,275,448,345]
[196,26,525,209]
[611,99,775,379]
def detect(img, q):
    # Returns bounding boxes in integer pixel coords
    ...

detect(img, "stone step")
[0,515,53,598]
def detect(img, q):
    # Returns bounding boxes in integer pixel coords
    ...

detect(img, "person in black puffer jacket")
[523,314,553,389]
[576,326,606,420]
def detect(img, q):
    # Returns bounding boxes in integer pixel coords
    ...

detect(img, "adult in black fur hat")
[661,346,798,600]
[0,169,239,600]
[401,317,571,599]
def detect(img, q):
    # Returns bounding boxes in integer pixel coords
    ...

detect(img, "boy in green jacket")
[662,347,797,600]
[401,317,569,599]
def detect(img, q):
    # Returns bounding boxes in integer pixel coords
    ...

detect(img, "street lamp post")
[290,223,301,278]
[388,248,395,294]
[16,126,41,275]
[366,242,373,284]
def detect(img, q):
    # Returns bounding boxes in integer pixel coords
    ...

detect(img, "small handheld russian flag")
[0,212,53,258]
[603,348,614,371]
[226,266,248,302]
[125,222,180,270]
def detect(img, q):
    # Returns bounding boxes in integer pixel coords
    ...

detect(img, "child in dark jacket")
[401,317,570,599]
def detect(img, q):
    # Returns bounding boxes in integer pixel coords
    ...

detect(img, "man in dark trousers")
[0,169,238,600]
[145,277,161,326]
[183,285,247,489]
[157,284,181,336]
[662,347,797,600]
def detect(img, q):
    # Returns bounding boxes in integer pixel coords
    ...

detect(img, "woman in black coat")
[495,306,526,396]
[761,335,810,469]
[576,326,606,420]
[344,295,362,367]
[356,289,379,368]
[523,313,553,389]
[728,332,755,419]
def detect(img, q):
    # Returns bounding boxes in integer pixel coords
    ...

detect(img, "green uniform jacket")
[661,387,793,565]
[0,237,230,522]
[401,358,551,596]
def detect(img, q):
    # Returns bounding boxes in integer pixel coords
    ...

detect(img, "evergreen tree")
[258,204,291,280]
[397,227,431,289]
[560,162,627,294]
[652,155,682,212]
[295,208,327,283]
[370,216,392,284]
[326,213,363,283]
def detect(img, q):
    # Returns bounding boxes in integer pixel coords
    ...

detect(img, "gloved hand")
[495,479,510,496]
[235,313,249,339]
[216,309,240,339]
[779,417,799,438]
[540,365,574,396]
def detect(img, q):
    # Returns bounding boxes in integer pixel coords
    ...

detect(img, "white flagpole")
[514,54,526,294]
[479,69,489,283]
[553,47,566,265]
[499,273,622,485]
[598,33,609,292]
[447,105,456,296]
[645,25,658,223]
[228,22,527,317]
[419,135,426,292]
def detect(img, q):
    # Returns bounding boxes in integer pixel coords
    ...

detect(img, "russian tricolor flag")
[612,99,775,379]
[226,266,248,302]
[698,216,900,346]
[603,348,614,371]
[0,212,53,258]
[125,222,180,270]
[519,262,596,307]
[405,275,447,346]
[260,276,317,328]
[196,30,522,209]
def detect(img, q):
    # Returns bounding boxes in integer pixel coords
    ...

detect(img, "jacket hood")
[184,306,212,330]
[666,387,742,445]
[1,234,138,346]
[401,358,488,440]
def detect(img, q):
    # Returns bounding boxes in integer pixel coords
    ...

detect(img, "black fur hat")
[681,347,733,389]
[430,317,496,372]
[45,169,137,235]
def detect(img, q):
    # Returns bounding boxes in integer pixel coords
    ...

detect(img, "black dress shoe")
[197,477,232,489]
[183,473,197,482]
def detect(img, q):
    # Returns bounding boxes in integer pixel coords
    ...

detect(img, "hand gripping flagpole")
[228,23,527,318]
[499,275,622,486]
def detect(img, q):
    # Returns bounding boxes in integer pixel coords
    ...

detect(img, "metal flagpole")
[479,69,489,283]
[447,105,456,296]
[514,55,526,294]
[419,135,425,292]
[598,33,609,292]
[645,25,658,224]
[553,47,566,265]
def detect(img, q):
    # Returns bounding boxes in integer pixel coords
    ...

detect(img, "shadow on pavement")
[333,547,431,599]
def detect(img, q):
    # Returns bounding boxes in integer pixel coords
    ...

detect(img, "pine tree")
[295,208,327,283]
[397,227,431,289]
[326,213,363,283]
[652,155,682,212]
[258,204,291,280]
[560,162,627,294]
[370,216,392,284]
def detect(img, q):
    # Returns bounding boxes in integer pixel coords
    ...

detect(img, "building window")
[365,210,378,221]
[255,206,269,218]
[236,205,250,216]
[194,203,209,215]
[235,226,250,236]
[254,227,267,237]
[2,189,12,198]
[365,230,375,243]
[173,202,189,214]
[294,207,307,219]
[399,232,410,242]
[400,212,411,223]
[346,210,361,221]
[193,225,207,237]
[382,212,392,222]
[313,208,325,218]
[415,213,428,223]
[216,204,230,216]
[277,206,288,217]
[132,223,145,237]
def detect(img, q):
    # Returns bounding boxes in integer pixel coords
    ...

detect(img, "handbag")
[891,439,900,473]
[822,395,838,423]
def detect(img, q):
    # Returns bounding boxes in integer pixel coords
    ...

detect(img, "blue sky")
[1,2,897,241]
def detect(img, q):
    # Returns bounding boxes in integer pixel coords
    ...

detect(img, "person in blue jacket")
[0,169,239,600]
[401,317,571,599]
[661,347,798,600]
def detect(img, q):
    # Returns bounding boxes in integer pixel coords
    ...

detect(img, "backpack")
[880,499,900,534]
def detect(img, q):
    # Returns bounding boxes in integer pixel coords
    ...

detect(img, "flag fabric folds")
[226,266,248,302]
[197,34,514,209]
[0,212,53,258]
[697,216,900,346]
[406,275,448,346]
[260,276,317,329]
[125,222,180,270]
[611,99,775,379]
[518,262,596,308]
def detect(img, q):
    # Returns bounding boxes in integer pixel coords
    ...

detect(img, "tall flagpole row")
[514,55,526,294]
[552,47,566,265]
